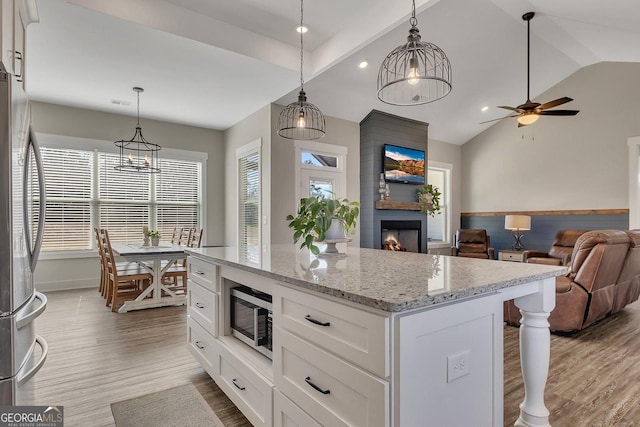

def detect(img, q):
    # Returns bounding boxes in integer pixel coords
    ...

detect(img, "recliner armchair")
[522,229,587,266]
[452,229,495,259]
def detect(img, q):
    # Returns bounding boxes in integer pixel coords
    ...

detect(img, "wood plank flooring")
[22,288,640,426]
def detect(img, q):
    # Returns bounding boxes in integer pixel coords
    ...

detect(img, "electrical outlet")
[447,350,470,383]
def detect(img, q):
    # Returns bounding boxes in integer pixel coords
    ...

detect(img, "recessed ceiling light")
[358,61,368,69]
[481,106,489,112]
[296,25,308,33]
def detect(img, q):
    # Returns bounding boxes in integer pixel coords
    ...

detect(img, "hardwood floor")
[21,288,251,427]
[22,288,640,426]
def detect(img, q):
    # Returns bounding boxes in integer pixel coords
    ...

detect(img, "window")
[34,138,204,253]
[295,141,347,201]
[237,140,261,266]
[427,162,452,246]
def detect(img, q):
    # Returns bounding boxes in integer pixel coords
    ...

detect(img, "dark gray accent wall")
[360,110,429,251]
[461,214,629,256]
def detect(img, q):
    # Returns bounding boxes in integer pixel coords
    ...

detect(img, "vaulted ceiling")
[26,0,640,144]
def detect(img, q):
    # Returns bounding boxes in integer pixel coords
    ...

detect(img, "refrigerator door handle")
[23,128,46,273]
[16,335,48,387]
[16,291,47,330]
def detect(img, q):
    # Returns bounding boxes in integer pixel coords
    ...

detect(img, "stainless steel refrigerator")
[0,71,48,405]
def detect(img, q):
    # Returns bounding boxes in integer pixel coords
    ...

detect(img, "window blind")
[238,151,260,265]
[34,145,203,251]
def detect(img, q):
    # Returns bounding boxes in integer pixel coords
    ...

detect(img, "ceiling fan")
[482,12,579,127]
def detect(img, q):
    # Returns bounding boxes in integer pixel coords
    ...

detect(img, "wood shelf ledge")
[375,200,421,211]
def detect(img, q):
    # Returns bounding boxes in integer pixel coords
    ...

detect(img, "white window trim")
[629,136,640,229]
[236,138,262,266]
[294,140,348,203]
[36,134,208,259]
[427,160,452,250]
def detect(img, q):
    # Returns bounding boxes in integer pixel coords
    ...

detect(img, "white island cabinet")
[185,245,566,427]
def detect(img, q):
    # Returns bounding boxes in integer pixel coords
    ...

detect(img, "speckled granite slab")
[186,244,567,313]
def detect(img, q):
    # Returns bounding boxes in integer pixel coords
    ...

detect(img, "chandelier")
[114,87,161,173]
[277,0,326,140]
[377,0,452,106]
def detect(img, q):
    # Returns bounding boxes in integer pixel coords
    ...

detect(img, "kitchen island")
[184,245,566,427]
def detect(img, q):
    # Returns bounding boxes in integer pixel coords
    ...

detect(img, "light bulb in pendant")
[127,154,133,164]
[407,57,420,86]
[297,111,306,128]
[143,156,150,167]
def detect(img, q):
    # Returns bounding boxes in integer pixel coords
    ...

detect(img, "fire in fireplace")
[381,220,422,253]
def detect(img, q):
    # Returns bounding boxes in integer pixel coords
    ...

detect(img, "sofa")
[504,229,640,332]
[522,229,587,265]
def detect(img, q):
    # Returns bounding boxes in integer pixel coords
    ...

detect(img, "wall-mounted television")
[383,144,425,184]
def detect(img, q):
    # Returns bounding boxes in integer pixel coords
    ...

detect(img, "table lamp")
[505,215,531,251]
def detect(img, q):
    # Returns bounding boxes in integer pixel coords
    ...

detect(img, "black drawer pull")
[194,341,205,350]
[232,378,245,391]
[305,315,330,327]
[195,302,205,309]
[194,270,205,275]
[305,376,330,395]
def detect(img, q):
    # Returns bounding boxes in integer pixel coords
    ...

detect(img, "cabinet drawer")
[187,317,218,378]
[217,344,273,427]
[275,327,389,427]
[274,389,321,427]
[187,280,218,335]
[499,251,524,262]
[274,285,390,377]
[188,256,217,291]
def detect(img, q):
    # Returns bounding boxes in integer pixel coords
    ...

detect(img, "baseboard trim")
[36,278,99,292]
[461,209,629,217]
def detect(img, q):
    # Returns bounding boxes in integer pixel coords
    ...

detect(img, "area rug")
[111,383,224,427]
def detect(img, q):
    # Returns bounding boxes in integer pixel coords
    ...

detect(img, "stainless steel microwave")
[230,285,273,359]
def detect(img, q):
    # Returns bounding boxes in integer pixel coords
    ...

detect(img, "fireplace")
[381,220,422,253]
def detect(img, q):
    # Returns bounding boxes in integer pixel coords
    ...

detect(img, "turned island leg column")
[513,278,556,427]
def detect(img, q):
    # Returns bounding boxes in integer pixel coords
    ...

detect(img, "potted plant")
[286,195,360,255]
[147,230,161,246]
[417,185,441,217]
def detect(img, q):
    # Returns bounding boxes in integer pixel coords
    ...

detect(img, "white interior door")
[300,169,344,200]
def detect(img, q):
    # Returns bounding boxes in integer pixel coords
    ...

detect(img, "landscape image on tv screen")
[384,144,425,184]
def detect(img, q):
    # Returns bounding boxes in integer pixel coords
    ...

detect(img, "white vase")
[325,220,345,240]
[151,237,160,247]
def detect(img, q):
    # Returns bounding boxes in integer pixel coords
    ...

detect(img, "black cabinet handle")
[194,270,205,275]
[194,341,205,350]
[232,378,245,391]
[305,315,330,327]
[15,51,23,82]
[305,376,330,395]
[195,302,205,309]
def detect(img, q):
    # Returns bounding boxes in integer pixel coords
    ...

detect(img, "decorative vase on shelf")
[378,173,386,201]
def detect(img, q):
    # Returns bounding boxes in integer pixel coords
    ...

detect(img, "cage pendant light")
[114,87,161,173]
[377,0,452,106]
[277,0,326,140]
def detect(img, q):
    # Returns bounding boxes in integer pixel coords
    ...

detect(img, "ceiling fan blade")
[538,110,579,116]
[537,97,573,111]
[498,105,526,113]
[479,115,518,125]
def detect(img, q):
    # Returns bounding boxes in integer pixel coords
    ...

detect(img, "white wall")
[31,102,225,291]
[270,104,361,247]
[461,62,640,213]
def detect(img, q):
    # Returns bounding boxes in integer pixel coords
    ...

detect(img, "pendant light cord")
[136,90,141,127]
[300,0,304,91]
[410,0,417,27]
[526,17,530,102]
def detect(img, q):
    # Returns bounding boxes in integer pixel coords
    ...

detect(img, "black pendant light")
[114,87,161,173]
[377,0,452,106]
[277,0,326,140]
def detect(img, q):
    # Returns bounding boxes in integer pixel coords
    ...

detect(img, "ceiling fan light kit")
[377,0,452,106]
[482,11,579,127]
[277,0,326,140]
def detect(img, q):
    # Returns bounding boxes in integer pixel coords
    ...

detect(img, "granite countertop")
[186,244,567,313]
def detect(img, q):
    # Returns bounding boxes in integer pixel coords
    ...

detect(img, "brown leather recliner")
[612,229,640,313]
[452,229,495,259]
[522,229,587,266]
[505,230,631,332]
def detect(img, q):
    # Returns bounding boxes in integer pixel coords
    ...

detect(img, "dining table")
[111,242,187,313]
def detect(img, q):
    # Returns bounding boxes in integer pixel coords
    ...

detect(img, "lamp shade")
[505,215,531,231]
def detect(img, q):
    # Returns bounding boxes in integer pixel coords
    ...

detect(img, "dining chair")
[99,229,153,312]
[95,228,143,301]
[171,227,183,245]
[162,228,203,295]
